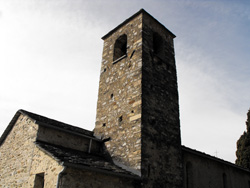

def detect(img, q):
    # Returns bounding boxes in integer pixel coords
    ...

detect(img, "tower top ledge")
[101,9,176,40]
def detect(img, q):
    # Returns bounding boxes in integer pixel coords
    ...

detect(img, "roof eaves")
[102,9,175,40]
[63,162,141,180]
[35,141,140,180]
[35,142,63,164]
[36,121,102,142]
[19,109,101,142]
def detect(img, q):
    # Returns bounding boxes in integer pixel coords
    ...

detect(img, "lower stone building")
[0,110,139,187]
[1,9,250,188]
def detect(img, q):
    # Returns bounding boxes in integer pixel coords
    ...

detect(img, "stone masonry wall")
[59,168,137,188]
[94,11,183,187]
[28,146,63,188]
[0,114,65,188]
[94,13,143,173]
[140,13,183,187]
[0,114,38,187]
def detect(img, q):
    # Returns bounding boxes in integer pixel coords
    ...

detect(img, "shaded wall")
[37,126,102,154]
[59,168,138,188]
[141,12,183,188]
[183,146,250,188]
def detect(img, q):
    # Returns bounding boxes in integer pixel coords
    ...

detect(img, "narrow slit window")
[118,115,123,127]
[113,34,127,62]
[119,116,123,122]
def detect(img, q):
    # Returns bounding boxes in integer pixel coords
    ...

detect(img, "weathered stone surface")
[140,12,183,188]
[0,111,137,187]
[28,146,63,187]
[2,9,250,188]
[94,12,143,174]
[0,114,38,187]
[94,9,183,187]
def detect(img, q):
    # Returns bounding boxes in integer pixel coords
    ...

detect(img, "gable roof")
[35,141,140,179]
[0,110,139,179]
[0,109,100,146]
[20,109,94,136]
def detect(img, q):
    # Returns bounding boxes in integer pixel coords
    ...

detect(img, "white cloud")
[176,40,249,162]
[0,0,249,163]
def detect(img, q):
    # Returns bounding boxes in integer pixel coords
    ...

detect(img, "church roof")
[182,146,250,173]
[35,141,140,179]
[0,109,140,179]
[21,109,94,136]
[19,109,100,140]
[0,109,101,146]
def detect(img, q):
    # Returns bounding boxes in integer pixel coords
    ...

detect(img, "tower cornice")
[102,9,176,40]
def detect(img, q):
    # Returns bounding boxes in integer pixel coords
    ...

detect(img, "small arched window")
[153,32,163,55]
[113,34,127,62]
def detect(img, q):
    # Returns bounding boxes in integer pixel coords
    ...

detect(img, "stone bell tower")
[94,9,183,187]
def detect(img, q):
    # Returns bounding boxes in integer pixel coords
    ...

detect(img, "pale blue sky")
[0,0,250,163]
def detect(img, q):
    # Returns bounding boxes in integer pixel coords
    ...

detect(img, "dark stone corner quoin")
[0,8,250,188]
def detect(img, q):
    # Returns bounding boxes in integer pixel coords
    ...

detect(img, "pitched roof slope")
[182,145,250,173]
[20,109,94,137]
[35,141,140,179]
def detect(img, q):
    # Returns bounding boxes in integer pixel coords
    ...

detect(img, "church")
[1,9,250,188]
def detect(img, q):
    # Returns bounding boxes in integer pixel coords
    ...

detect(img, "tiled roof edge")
[63,162,141,180]
[35,140,140,180]
[35,141,63,163]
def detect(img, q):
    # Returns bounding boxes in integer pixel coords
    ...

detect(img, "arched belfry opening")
[113,34,127,61]
[153,32,163,56]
